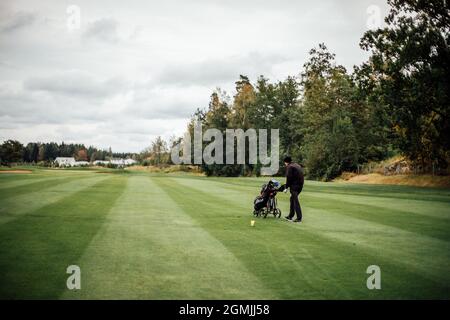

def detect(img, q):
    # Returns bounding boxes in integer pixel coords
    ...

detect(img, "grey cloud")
[129,99,198,120]
[83,18,120,44]
[0,77,200,129]
[54,125,95,141]
[155,53,288,87]
[0,11,37,33]
[128,85,210,120]
[97,118,180,136]
[24,70,126,99]
[0,84,109,126]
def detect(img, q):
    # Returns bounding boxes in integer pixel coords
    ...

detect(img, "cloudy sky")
[0,0,389,152]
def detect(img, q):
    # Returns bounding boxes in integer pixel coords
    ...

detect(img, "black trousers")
[288,189,302,220]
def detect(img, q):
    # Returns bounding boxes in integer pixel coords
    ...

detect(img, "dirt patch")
[0,170,33,174]
[336,173,450,188]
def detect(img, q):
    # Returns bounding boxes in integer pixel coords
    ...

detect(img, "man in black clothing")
[283,156,304,223]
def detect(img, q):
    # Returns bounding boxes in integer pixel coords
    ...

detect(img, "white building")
[94,159,137,166]
[124,159,137,165]
[55,157,137,167]
[74,161,90,166]
[110,159,125,166]
[110,158,137,166]
[93,160,109,165]
[55,157,76,166]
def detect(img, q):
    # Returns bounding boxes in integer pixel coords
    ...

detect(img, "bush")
[37,161,52,167]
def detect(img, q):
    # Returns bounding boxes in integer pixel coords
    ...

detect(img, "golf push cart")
[253,179,285,218]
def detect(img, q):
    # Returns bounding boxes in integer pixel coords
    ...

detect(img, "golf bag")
[254,196,267,211]
[253,179,283,218]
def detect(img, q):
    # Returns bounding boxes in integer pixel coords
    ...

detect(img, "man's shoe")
[293,219,302,223]
[284,216,293,221]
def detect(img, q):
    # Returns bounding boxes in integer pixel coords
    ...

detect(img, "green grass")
[0,168,449,299]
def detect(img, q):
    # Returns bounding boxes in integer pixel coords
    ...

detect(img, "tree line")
[0,140,136,166]
[179,0,449,179]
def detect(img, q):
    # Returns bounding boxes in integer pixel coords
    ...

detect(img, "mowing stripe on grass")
[161,176,450,299]
[210,177,450,203]
[205,176,449,295]
[155,177,359,299]
[304,193,450,242]
[0,174,111,225]
[283,207,450,298]
[305,181,450,203]
[167,177,256,207]
[0,174,125,299]
[62,175,275,299]
[306,191,450,220]
[0,175,57,190]
[296,205,450,286]
[190,177,450,278]
[1,171,448,299]
[0,175,90,200]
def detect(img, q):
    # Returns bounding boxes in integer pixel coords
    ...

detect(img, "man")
[283,156,304,223]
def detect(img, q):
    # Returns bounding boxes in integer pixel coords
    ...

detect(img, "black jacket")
[285,162,304,191]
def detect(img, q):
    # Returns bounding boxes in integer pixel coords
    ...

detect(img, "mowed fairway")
[0,168,449,299]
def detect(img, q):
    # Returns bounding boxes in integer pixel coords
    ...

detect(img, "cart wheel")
[276,209,282,218]
[263,208,269,218]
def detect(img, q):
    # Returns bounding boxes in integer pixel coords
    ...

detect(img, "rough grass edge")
[335,172,450,188]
